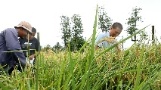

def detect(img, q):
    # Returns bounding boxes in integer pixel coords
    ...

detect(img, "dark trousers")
[1,53,23,75]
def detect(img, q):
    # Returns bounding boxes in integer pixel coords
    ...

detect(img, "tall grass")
[1,6,161,90]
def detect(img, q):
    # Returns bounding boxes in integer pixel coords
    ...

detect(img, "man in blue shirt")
[0,21,32,75]
[95,22,123,49]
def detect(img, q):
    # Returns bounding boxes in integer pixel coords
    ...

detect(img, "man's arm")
[35,39,40,52]
[95,33,103,49]
[29,39,40,60]
[4,29,26,68]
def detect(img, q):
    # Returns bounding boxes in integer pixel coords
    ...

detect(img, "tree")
[60,14,85,51]
[52,42,62,52]
[60,15,71,48]
[70,14,85,51]
[69,37,85,52]
[98,6,112,32]
[126,7,144,41]
[42,44,52,52]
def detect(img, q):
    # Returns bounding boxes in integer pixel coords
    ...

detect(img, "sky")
[0,0,160,48]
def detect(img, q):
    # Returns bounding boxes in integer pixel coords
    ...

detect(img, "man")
[0,21,32,75]
[31,27,37,37]
[95,22,123,50]
[19,27,40,65]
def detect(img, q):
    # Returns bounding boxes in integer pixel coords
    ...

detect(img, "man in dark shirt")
[0,21,32,75]
[19,27,40,65]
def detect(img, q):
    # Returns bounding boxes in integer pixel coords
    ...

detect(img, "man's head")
[14,21,32,38]
[109,22,123,37]
[32,27,37,37]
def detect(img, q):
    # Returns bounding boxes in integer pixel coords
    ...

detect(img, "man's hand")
[96,37,116,46]
[29,55,35,60]
[102,37,116,43]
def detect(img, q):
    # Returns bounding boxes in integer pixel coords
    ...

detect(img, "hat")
[14,21,32,34]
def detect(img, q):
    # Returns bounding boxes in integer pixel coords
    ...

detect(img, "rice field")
[1,6,161,90]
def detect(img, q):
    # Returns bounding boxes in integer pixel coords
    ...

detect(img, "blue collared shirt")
[0,28,26,69]
[95,31,110,48]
